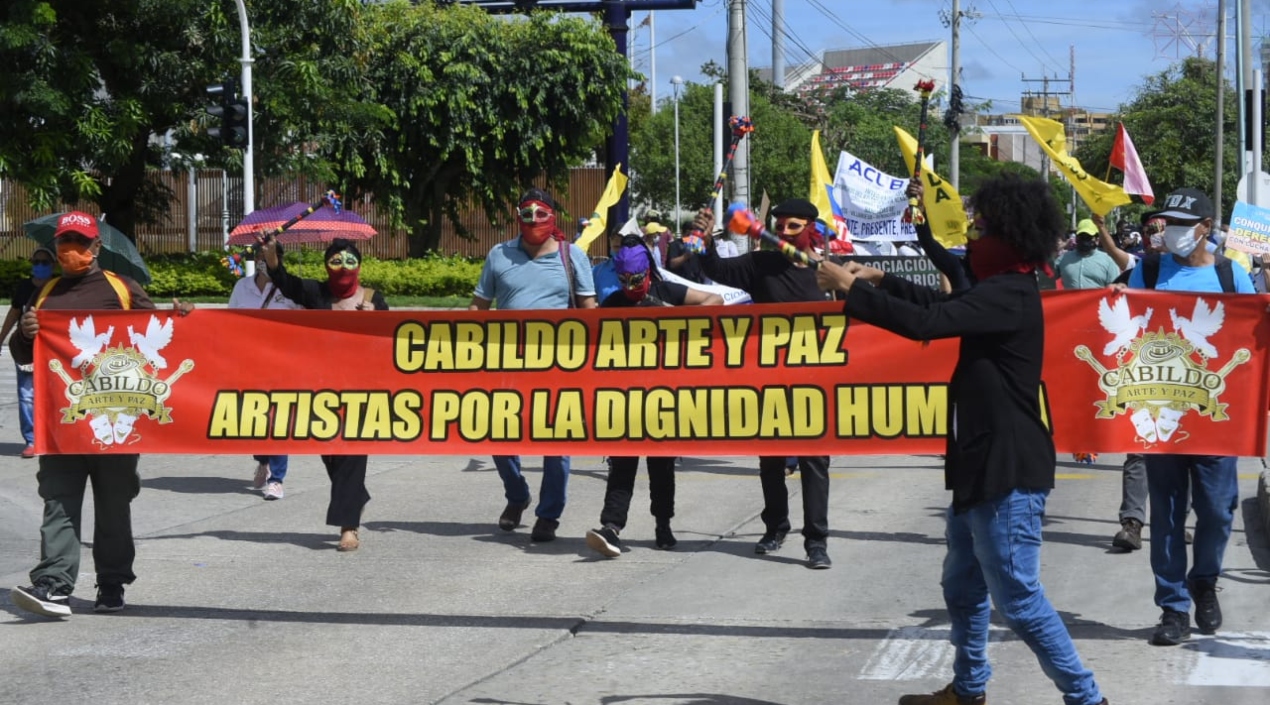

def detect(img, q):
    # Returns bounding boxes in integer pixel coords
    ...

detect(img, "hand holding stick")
[905,80,937,227]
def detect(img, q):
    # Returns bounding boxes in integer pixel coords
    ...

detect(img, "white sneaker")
[252,463,269,490]
[263,481,284,500]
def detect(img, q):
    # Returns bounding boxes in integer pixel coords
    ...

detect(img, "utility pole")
[1242,0,1254,186]
[942,1,979,190]
[772,0,784,90]
[1216,0,1226,225]
[650,12,657,114]
[728,0,750,219]
[1023,68,1073,221]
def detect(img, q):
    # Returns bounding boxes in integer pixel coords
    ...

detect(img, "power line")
[982,0,1063,75]
[1002,0,1069,71]
[803,0,914,67]
[748,0,821,71]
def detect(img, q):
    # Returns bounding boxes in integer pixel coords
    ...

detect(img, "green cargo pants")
[31,454,141,593]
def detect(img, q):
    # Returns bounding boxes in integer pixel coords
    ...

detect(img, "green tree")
[0,0,380,238]
[344,2,632,255]
[1074,57,1242,218]
[631,77,811,218]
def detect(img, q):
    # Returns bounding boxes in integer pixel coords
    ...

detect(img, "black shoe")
[94,582,125,613]
[586,525,622,557]
[1112,518,1143,551]
[754,531,786,554]
[12,580,71,618]
[1190,578,1222,634]
[1151,608,1192,646]
[654,521,677,550]
[498,498,532,531]
[806,544,832,569]
[530,517,559,542]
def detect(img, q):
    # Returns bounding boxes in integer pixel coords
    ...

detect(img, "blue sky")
[632,0,1270,115]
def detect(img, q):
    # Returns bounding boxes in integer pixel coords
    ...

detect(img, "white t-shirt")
[228,276,303,310]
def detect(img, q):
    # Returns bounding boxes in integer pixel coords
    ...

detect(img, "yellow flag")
[576,163,628,250]
[1016,115,1131,216]
[809,131,834,225]
[893,126,968,248]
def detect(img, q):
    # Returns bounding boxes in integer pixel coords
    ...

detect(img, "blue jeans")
[943,490,1102,705]
[493,455,569,520]
[252,455,289,482]
[16,364,34,446]
[1145,454,1239,613]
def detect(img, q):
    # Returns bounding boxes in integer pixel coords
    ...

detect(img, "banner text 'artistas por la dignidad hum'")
[33,291,1270,457]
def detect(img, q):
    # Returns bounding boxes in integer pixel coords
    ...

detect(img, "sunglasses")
[618,272,648,288]
[518,204,553,223]
[777,220,808,234]
[327,254,360,269]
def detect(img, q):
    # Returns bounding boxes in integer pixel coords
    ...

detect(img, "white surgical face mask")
[1163,224,1200,258]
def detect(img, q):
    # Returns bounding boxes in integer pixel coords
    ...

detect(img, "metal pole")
[772,0,785,90]
[650,11,657,114]
[1216,0,1227,225]
[603,1,631,225]
[714,83,724,218]
[233,0,254,219]
[1241,0,1253,177]
[673,77,682,235]
[950,0,960,189]
[727,0,749,207]
[187,167,197,253]
[1254,67,1263,205]
[221,170,230,245]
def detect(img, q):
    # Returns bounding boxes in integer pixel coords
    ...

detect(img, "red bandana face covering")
[327,266,360,299]
[518,200,558,246]
[966,234,1033,281]
[776,218,813,251]
[621,272,651,301]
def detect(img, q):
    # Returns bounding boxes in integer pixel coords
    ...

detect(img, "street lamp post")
[671,75,684,236]
[232,0,254,218]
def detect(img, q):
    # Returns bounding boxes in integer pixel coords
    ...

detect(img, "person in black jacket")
[260,236,387,552]
[692,199,834,570]
[816,175,1107,705]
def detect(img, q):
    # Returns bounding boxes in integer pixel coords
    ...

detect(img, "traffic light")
[206,79,249,149]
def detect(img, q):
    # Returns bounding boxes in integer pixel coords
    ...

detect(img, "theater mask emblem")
[50,314,194,447]
[1074,296,1249,447]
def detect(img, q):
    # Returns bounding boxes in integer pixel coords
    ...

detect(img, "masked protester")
[9,211,188,618]
[259,236,386,552]
[1122,187,1253,647]
[470,188,597,543]
[227,243,302,500]
[1,246,57,458]
[816,175,1107,705]
[584,237,722,558]
[1056,219,1119,290]
[691,199,835,570]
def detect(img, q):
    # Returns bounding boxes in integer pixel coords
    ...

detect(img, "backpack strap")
[34,272,132,310]
[1214,256,1236,293]
[1141,253,1161,290]
[556,240,577,309]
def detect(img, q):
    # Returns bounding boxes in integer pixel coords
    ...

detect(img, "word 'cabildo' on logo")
[1074,295,1250,447]
[52,315,194,447]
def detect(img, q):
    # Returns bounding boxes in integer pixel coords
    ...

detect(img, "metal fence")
[0,167,609,260]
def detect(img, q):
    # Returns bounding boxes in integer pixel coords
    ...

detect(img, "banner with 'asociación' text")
[33,290,1270,457]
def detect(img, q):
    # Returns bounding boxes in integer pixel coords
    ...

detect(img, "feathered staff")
[684,116,754,255]
[904,80,937,226]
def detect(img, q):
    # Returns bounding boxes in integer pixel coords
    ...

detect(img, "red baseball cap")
[53,211,100,240]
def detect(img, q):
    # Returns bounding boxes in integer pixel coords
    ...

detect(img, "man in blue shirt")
[471,188,596,542]
[1123,187,1251,648]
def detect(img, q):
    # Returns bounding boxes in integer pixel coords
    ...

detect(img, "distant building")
[963,98,1114,173]
[757,41,947,96]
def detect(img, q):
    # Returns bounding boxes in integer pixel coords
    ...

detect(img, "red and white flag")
[1109,123,1154,205]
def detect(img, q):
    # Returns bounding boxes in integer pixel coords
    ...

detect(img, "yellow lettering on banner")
[455,322,484,369]
[729,388,760,437]
[430,390,521,441]
[760,388,792,437]
[628,320,659,366]
[819,315,848,364]
[359,393,393,439]
[588,386,825,441]
[208,393,239,437]
[660,319,686,367]
[394,322,426,372]
[241,392,271,437]
[787,316,819,365]
[835,385,948,439]
[392,392,423,440]
[294,393,313,438]
[271,392,299,437]
[595,321,627,369]
[531,390,587,440]
[595,390,626,439]
[759,317,792,366]
[684,319,713,368]
[425,324,455,371]
[341,392,369,438]
[719,317,751,367]
[646,388,676,439]
[677,387,710,437]
[311,391,342,440]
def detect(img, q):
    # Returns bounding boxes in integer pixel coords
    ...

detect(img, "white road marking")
[860,626,1006,681]
[1184,632,1270,687]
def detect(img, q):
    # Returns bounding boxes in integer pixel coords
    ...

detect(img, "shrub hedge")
[0,250,484,300]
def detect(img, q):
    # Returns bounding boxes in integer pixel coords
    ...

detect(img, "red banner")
[33,290,1270,457]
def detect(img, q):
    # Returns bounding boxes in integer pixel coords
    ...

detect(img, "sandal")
[337,527,360,552]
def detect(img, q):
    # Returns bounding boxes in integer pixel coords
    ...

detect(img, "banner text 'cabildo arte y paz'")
[33,290,1270,457]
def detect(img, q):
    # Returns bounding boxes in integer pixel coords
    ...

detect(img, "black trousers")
[32,454,141,591]
[599,456,676,530]
[758,455,830,544]
[321,455,370,528]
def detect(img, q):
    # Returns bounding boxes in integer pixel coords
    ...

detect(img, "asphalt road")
[0,362,1267,705]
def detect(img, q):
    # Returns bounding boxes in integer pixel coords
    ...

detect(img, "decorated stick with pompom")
[726,203,817,269]
[256,190,344,243]
[706,116,755,207]
[905,80,937,227]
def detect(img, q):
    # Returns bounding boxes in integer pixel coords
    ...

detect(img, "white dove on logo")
[1098,296,1153,357]
[128,315,174,369]
[1170,298,1224,359]
[68,316,114,369]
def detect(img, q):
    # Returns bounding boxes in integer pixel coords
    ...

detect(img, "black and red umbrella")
[227,191,376,246]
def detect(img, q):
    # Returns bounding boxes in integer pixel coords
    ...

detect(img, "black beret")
[771,198,819,220]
